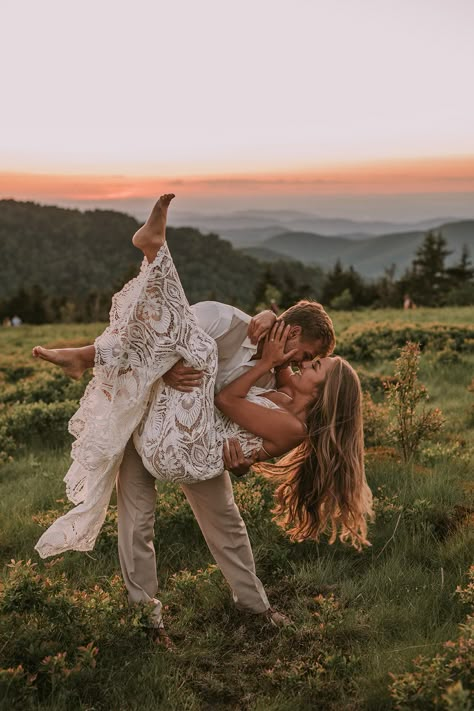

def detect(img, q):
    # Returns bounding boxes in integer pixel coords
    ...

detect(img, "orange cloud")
[1,155,474,200]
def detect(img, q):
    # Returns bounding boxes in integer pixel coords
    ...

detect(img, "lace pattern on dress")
[35,245,219,558]
[35,247,279,559]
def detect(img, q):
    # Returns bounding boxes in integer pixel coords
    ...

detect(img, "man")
[117,298,336,639]
[33,296,335,639]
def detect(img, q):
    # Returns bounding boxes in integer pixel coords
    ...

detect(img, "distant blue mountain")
[255,221,474,277]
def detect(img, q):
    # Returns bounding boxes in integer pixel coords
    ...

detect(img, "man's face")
[284,326,325,367]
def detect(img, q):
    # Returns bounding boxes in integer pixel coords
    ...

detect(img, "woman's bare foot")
[32,346,89,380]
[132,193,175,262]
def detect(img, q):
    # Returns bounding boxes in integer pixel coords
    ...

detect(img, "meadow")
[0,307,473,710]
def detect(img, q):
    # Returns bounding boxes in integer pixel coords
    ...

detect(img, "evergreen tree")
[404,231,452,306]
[446,244,474,286]
[321,260,375,307]
[445,244,474,306]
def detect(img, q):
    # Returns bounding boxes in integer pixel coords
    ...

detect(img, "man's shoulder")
[192,301,251,325]
[192,301,250,316]
[191,301,251,340]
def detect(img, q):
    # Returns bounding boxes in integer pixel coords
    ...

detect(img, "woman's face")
[289,356,336,398]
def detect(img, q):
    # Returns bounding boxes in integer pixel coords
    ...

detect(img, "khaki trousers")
[117,439,269,625]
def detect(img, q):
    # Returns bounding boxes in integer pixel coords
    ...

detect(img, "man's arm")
[223,438,260,478]
[164,301,251,391]
[191,301,249,341]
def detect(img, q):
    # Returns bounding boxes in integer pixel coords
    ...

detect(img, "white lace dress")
[35,244,278,558]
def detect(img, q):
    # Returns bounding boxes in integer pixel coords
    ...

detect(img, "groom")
[117,297,336,637]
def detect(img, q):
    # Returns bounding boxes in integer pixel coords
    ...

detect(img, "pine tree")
[404,231,451,306]
[446,244,474,286]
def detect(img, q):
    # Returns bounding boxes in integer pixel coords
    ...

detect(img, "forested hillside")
[260,220,474,277]
[0,200,324,317]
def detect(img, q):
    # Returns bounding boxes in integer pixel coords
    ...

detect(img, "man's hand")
[162,359,204,392]
[223,438,259,477]
[247,310,278,345]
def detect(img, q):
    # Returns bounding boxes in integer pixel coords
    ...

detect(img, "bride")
[34,194,373,558]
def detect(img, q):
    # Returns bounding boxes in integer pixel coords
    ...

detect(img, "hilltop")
[255,220,474,277]
[0,200,323,311]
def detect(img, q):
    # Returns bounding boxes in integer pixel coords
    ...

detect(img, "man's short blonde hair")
[280,300,336,356]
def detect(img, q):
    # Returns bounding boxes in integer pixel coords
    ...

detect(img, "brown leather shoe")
[261,607,293,627]
[149,623,174,649]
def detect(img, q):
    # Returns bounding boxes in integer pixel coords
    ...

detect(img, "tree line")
[0,197,472,324]
[318,231,474,310]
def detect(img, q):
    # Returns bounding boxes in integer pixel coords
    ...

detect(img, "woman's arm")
[215,323,305,452]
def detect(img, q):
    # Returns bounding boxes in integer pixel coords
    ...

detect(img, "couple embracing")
[33,194,373,642]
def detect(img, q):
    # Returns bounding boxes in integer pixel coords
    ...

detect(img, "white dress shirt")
[191,301,276,393]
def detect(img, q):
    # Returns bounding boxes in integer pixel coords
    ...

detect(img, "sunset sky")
[1,0,473,218]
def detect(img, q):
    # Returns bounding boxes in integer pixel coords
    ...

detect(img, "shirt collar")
[242,337,258,352]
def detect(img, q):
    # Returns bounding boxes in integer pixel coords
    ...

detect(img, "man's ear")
[289,325,302,338]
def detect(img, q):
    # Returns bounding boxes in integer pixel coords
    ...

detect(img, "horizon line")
[1,155,474,202]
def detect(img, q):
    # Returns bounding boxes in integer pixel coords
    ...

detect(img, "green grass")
[0,309,473,710]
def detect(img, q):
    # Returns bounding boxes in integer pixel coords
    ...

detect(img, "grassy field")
[0,308,473,710]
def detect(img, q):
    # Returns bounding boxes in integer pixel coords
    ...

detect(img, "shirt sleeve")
[191,301,250,339]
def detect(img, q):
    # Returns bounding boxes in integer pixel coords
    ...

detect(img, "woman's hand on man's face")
[261,322,299,369]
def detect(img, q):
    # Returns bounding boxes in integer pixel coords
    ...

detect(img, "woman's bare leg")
[132,193,175,263]
[32,344,95,379]
[32,194,175,377]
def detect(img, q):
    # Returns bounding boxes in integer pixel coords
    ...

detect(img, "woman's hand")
[247,310,277,345]
[261,322,298,369]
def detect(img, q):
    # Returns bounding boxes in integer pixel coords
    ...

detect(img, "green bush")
[0,560,154,707]
[337,323,474,362]
[0,370,88,405]
[388,566,474,710]
[362,391,390,448]
[0,400,78,449]
[0,364,35,383]
[386,343,445,462]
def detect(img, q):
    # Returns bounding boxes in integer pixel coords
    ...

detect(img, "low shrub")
[337,323,474,362]
[386,343,445,462]
[362,391,390,447]
[0,560,153,707]
[388,566,474,710]
[420,441,470,466]
[0,400,78,460]
[0,370,89,405]
[358,368,392,397]
[0,364,35,383]
[233,472,274,524]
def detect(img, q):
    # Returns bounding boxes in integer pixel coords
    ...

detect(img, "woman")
[34,194,372,558]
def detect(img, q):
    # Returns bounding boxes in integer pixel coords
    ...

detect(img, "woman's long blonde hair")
[256,357,373,550]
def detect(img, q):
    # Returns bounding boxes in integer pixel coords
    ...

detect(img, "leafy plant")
[362,391,390,448]
[385,342,445,462]
[0,560,153,706]
[389,566,474,710]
